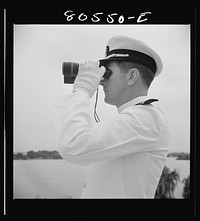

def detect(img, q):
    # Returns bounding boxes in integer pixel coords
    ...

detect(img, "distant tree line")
[13,150,62,160]
[167,152,190,160]
[14,150,190,160]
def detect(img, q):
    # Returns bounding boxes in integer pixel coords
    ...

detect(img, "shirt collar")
[118,96,147,113]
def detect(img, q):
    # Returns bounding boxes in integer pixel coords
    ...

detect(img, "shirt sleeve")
[54,91,160,166]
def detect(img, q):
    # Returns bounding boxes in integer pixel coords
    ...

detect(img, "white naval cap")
[100,36,163,77]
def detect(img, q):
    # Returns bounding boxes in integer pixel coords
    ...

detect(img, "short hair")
[114,61,155,88]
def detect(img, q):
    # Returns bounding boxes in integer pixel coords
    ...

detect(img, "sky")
[14,25,190,153]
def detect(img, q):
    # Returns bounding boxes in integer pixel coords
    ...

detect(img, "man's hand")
[73,61,105,98]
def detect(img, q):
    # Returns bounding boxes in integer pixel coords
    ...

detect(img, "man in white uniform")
[54,36,170,198]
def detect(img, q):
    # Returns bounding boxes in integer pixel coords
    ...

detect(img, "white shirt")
[54,92,170,198]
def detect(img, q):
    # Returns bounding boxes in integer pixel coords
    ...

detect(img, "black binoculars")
[62,62,112,84]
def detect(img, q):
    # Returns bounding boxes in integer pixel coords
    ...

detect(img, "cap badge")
[105,46,110,57]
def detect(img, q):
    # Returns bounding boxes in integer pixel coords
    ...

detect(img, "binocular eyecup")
[62,62,112,84]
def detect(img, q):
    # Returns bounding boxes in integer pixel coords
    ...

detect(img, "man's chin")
[104,96,108,103]
[104,96,109,104]
[104,96,114,106]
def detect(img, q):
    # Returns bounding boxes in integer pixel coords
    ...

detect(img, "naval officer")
[54,36,170,198]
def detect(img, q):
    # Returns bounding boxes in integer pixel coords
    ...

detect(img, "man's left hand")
[73,61,105,98]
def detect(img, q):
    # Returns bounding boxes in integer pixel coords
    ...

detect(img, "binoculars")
[62,62,112,84]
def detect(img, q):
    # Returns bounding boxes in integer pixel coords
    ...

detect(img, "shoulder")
[120,105,168,131]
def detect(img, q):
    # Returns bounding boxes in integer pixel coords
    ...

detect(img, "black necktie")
[135,99,159,106]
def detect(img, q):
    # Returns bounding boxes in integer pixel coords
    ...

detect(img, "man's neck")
[116,92,148,108]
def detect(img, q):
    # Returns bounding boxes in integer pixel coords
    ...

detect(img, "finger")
[98,66,106,78]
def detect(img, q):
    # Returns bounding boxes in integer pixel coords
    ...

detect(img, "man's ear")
[127,68,139,86]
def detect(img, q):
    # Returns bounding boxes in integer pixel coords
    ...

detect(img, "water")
[14,159,88,198]
[14,157,190,199]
